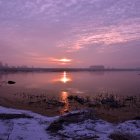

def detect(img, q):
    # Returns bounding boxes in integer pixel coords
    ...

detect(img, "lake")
[0,71,140,116]
[0,71,140,96]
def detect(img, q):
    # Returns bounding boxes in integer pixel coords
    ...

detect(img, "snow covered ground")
[0,106,140,140]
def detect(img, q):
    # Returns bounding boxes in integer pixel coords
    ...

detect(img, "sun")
[49,57,72,65]
[59,58,72,63]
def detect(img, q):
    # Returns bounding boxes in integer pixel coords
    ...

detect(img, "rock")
[8,81,16,84]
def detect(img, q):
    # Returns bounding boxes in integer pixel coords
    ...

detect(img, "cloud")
[0,0,140,67]
[58,19,140,52]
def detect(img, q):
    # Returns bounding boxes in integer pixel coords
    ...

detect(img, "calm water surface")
[0,71,140,96]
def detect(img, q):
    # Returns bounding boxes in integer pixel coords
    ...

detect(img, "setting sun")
[49,57,72,65]
[59,58,72,63]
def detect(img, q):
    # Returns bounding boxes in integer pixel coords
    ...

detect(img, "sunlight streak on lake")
[52,71,72,84]
[60,91,69,114]
[60,71,72,83]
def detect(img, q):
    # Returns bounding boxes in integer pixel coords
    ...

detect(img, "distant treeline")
[0,67,140,72]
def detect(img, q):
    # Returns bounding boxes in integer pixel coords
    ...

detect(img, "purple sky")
[0,0,140,68]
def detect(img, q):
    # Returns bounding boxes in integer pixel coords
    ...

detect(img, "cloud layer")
[0,0,140,67]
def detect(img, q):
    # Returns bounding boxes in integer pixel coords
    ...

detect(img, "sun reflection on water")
[60,71,71,83]
[61,91,68,101]
[60,91,69,114]
[52,71,72,83]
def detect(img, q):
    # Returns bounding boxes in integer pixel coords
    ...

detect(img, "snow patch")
[0,106,140,140]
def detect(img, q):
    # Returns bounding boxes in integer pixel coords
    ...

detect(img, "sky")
[0,0,140,68]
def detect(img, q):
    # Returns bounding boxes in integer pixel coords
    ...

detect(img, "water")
[0,71,140,96]
[0,71,140,116]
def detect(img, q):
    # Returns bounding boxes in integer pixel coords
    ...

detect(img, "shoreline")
[0,85,140,123]
[1,68,140,74]
[0,93,140,123]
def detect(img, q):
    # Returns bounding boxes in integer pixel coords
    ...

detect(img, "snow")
[0,106,140,140]
[0,106,59,140]
[115,120,140,136]
[58,119,114,139]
